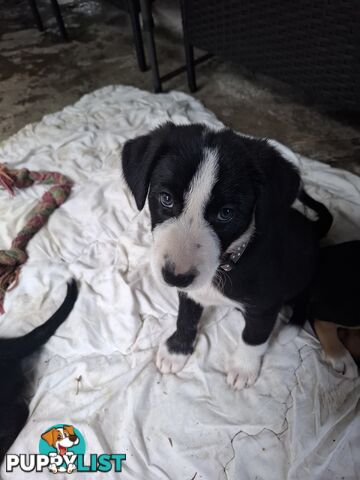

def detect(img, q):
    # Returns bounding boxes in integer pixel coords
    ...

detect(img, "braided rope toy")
[0,163,73,314]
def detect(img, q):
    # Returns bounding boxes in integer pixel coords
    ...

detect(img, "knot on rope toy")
[0,163,16,195]
[0,162,73,314]
[0,248,28,266]
[0,249,27,315]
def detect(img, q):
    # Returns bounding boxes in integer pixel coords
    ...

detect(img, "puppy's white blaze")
[151,147,221,289]
[183,147,219,219]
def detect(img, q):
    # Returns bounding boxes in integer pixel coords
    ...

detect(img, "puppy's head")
[122,123,299,291]
[41,425,79,453]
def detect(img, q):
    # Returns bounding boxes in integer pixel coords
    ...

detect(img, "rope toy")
[0,163,73,314]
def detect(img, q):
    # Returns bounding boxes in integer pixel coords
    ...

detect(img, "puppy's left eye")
[217,207,234,222]
[159,192,174,208]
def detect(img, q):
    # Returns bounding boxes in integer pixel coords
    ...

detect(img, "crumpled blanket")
[0,85,359,480]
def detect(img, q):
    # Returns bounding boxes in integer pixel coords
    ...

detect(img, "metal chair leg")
[180,0,197,92]
[128,0,147,72]
[140,0,162,92]
[49,0,68,41]
[28,0,44,32]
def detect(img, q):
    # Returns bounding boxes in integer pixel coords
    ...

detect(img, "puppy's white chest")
[187,283,243,310]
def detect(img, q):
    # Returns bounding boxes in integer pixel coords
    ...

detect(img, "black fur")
[167,292,204,355]
[122,123,333,355]
[0,280,78,463]
[122,123,175,211]
[292,241,360,328]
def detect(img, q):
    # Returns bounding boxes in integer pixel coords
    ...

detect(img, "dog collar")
[219,239,250,272]
[219,215,255,272]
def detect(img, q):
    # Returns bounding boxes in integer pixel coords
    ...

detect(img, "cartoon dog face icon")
[41,425,79,473]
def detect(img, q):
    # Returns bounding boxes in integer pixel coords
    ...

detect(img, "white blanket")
[0,86,359,480]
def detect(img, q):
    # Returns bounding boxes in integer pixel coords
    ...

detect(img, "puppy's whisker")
[223,270,233,289]
[214,269,229,293]
[218,268,232,292]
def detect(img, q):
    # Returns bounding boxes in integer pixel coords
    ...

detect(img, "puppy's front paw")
[156,341,190,374]
[324,352,358,379]
[225,355,261,390]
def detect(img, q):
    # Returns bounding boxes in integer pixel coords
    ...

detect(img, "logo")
[6,424,126,474]
[39,424,85,474]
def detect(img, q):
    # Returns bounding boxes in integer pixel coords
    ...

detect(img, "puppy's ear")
[41,428,57,446]
[122,123,173,210]
[64,425,75,436]
[253,141,300,230]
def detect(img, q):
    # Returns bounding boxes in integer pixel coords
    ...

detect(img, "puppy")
[293,241,360,378]
[0,280,78,463]
[41,425,79,473]
[122,123,332,389]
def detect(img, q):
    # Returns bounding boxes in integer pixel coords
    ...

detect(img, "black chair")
[139,0,211,93]
[180,0,360,110]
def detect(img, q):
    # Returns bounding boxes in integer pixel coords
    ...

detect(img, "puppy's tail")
[0,279,78,361]
[298,189,333,238]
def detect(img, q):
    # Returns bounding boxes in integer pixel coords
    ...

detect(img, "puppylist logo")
[6,424,126,474]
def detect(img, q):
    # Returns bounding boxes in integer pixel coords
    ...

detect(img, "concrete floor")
[0,0,359,173]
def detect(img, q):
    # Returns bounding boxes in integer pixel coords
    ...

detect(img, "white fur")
[189,283,267,390]
[226,340,268,390]
[156,340,190,374]
[151,147,221,290]
[187,282,244,309]
[184,147,219,220]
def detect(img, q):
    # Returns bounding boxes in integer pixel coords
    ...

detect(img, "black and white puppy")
[122,123,332,389]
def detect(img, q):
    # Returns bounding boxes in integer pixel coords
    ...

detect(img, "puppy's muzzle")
[162,261,197,288]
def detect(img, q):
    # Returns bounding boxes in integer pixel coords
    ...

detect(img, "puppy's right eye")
[159,192,174,208]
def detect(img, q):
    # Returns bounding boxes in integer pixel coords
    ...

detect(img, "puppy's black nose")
[69,435,77,442]
[162,262,196,288]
